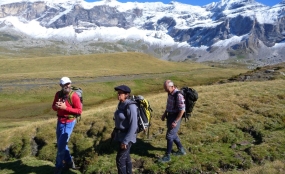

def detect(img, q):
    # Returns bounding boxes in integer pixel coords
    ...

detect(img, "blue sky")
[85,0,282,7]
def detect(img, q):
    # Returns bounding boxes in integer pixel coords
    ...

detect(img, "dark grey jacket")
[114,99,138,145]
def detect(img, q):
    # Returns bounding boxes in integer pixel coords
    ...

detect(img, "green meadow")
[0,52,285,174]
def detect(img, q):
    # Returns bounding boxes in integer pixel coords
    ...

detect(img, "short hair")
[165,80,174,87]
[168,82,174,87]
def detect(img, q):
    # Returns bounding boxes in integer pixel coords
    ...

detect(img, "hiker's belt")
[167,112,179,115]
[114,128,128,133]
[166,112,179,118]
[57,115,76,120]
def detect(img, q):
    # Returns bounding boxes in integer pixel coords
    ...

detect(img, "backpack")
[125,95,153,134]
[174,87,198,121]
[59,86,83,121]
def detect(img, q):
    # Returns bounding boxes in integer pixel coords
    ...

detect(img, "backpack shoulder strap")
[123,101,137,119]
[173,90,180,98]
[67,91,74,106]
[173,90,182,109]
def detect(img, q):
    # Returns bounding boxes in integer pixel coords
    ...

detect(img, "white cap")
[60,77,71,85]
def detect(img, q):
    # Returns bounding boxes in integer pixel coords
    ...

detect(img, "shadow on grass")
[0,159,78,174]
[94,137,165,158]
[132,138,165,158]
[71,130,166,173]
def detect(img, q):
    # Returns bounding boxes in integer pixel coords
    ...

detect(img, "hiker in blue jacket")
[159,80,187,163]
[112,85,138,174]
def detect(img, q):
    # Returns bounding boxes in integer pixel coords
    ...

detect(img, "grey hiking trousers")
[166,112,183,154]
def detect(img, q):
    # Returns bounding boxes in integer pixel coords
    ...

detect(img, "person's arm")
[171,110,184,128]
[161,96,168,121]
[52,92,59,111]
[65,93,82,115]
[161,110,167,121]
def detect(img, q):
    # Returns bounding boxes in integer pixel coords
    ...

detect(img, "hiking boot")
[158,154,171,163]
[54,168,62,174]
[67,159,76,169]
[173,147,186,156]
[64,158,76,170]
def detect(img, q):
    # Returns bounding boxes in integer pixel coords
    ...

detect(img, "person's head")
[59,77,72,94]
[164,80,175,93]
[114,85,131,102]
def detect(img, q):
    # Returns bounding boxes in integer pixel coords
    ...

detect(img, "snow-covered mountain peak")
[0,0,285,65]
[0,0,84,6]
[212,0,266,10]
[275,0,285,5]
[220,0,255,5]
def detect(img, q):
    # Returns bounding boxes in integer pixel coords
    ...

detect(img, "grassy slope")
[0,52,209,81]
[1,80,285,173]
[0,52,246,130]
[1,52,285,173]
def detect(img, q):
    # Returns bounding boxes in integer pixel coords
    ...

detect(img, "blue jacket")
[114,99,138,145]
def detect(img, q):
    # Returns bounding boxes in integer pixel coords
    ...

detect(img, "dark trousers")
[166,113,183,154]
[116,142,133,174]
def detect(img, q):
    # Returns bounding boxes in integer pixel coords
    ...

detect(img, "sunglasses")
[63,83,71,86]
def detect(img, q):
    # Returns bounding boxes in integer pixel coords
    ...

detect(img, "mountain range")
[1,0,285,66]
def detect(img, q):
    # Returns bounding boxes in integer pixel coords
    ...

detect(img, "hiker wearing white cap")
[52,77,82,174]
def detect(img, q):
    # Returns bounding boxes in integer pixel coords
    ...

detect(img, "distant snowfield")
[0,16,190,48]
[0,0,282,32]
[212,35,245,47]
[0,0,81,6]
[273,42,285,48]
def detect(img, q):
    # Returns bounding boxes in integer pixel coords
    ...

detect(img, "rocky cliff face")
[0,1,143,29]
[0,0,285,66]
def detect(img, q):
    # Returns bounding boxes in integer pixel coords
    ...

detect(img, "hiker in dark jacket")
[112,85,137,174]
[52,77,82,174]
[159,80,186,163]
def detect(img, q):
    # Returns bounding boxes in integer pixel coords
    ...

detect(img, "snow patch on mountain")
[0,17,76,38]
[212,35,246,47]
[273,42,285,48]
[0,16,181,47]
[76,26,177,45]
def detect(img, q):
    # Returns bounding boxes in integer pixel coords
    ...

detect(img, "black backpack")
[125,95,153,134]
[174,87,198,121]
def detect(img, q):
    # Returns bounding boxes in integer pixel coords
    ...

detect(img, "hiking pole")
[147,105,154,140]
[144,111,153,142]
[147,114,151,139]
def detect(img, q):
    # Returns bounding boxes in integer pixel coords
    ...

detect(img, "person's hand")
[55,99,62,110]
[55,103,61,110]
[56,100,67,110]
[120,143,127,150]
[171,121,177,128]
